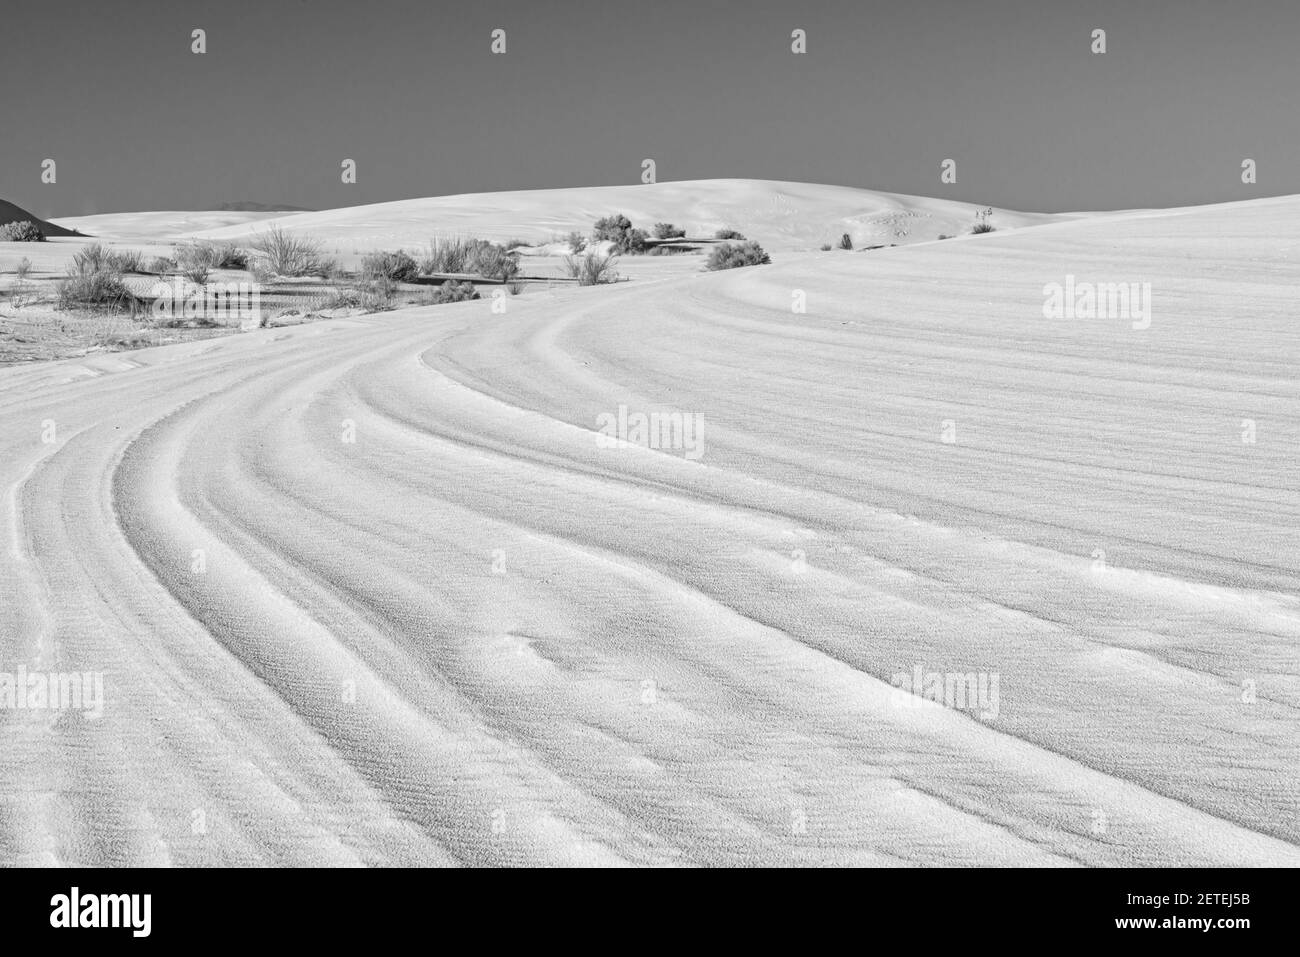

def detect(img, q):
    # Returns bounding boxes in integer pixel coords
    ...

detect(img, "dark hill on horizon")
[0,199,81,237]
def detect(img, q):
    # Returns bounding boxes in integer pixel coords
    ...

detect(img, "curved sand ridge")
[0,193,1297,865]
[184,178,1081,251]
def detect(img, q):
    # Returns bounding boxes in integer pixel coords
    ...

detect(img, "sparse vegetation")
[715,228,746,240]
[0,221,45,242]
[971,207,995,234]
[362,250,420,283]
[175,240,246,273]
[421,236,519,281]
[182,264,210,285]
[147,256,176,274]
[325,276,397,313]
[249,227,325,277]
[14,257,32,282]
[592,214,647,254]
[652,222,686,240]
[428,280,481,304]
[938,234,953,241]
[565,230,587,253]
[57,259,138,313]
[820,243,833,251]
[564,251,620,285]
[838,233,854,250]
[705,241,771,270]
[107,248,147,273]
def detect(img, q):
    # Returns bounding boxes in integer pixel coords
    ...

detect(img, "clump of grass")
[564,251,620,285]
[428,280,481,304]
[937,234,953,241]
[324,276,397,313]
[705,241,771,271]
[820,243,833,251]
[715,228,746,241]
[72,244,113,275]
[971,207,995,234]
[838,233,854,250]
[182,264,210,285]
[249,227,324,277]
[0,221,45,242]
[175,240,248,272]
[107,248,147,273]
[362,250,419,282]
[57,253,139,313]
[421,237,520,281]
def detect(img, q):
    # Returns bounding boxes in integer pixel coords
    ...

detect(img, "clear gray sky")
[2,0,1296,217]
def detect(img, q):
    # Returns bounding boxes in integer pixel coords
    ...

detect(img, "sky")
[2,0,1297,218]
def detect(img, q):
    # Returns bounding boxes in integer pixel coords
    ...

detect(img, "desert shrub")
[471,244,520,282]
[106,249,147,273]
[0,221,44,242]
[14,257,32,281]
[592,215,648,254]
[249,227,324,276]
[503,237,529,251]
[324,277,397,313]
[506,279,525,295]
[565,230,587,253]
[649,245,695,256]
[652,222,686,240]
[209,242,248,269]
[313,258,340,280]
[72,244,114,275]
[705,241,771,271]
[362,250,420,282]
[57,266,137,312]
[429,280,480,304]
[147,255,176,273]
[971,207,995,234]
[564,251,620,286]
[249,259,275,283]
[937,234,953,241]
[183,264,210,285]
[820,243,833,251]
[715,228,746,240]
[422,237,519,280]
[838,233,854,250]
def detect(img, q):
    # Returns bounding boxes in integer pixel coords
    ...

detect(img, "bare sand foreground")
[0,189,1297,866]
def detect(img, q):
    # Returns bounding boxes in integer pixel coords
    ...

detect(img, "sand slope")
[48,210,289,241]
[0,191,1296,866]
[187,179,1080,252]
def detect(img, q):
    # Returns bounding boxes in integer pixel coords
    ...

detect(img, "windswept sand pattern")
[1,198,1297,866]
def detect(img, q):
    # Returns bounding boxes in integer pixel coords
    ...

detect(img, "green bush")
[705,241,771,271]
[0,221,45,242]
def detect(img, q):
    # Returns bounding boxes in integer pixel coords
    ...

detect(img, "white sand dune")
[186,178,1082,252]
[49,210,290,241]
[1,189,1297,866]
